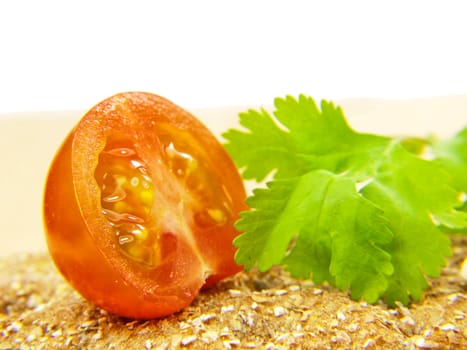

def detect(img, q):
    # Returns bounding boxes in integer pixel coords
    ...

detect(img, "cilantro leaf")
[433,127,467,193]
[431,127,467,232]
[402,128,467,232]
[361,144,454,305]
[222,108,298,181]
[223,95,388,181]
[234,170,393,303]
[224,95,465,306]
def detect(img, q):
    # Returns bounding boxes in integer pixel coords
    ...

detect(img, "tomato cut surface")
[43,92,247,318]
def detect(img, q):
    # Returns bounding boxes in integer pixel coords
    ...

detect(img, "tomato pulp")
[43,92,247,318]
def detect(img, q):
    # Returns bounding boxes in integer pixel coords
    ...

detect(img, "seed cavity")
[162,139,234,230]
[95,144,157,266]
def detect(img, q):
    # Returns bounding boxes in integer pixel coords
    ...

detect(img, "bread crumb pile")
[1,237,465,349]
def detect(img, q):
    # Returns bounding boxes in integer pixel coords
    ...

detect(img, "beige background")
[0,95,466,257]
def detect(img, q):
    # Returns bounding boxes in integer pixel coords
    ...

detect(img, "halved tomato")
[43,92,247,319]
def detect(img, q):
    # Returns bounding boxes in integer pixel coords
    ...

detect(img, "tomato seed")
[118,234,134,245]
[165,142,197,178]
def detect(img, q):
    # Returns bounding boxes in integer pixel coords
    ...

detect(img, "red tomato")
[43,92,247,319]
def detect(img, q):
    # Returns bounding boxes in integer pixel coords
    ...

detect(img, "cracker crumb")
[0,236,465,349]
[273,306,287,317]
[228,289,242,297]
[180,335,197,346]
[221,305,235,313]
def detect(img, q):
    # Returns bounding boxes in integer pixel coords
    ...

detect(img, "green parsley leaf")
[223,94,465,306]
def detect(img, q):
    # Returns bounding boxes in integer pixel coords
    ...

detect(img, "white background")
[1,1,467,255]
[1,0,467,115]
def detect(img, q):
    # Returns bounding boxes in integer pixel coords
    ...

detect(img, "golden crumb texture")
[1,236,466,350]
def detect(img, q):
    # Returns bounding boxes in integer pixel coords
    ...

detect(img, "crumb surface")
[1,237,465,349]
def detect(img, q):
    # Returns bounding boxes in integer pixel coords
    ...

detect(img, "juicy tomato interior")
[95,138,158,267]
[43,92,247,319]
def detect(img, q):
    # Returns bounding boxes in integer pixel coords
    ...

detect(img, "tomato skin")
[43,92,247,318]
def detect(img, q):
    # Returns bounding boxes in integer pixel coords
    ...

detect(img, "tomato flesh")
[43,92,247,318]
